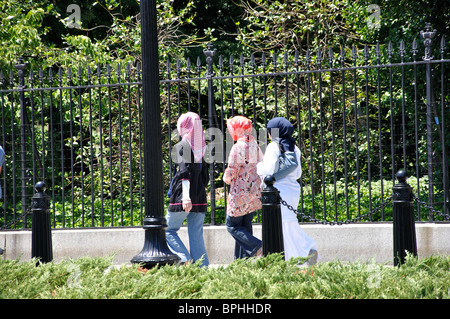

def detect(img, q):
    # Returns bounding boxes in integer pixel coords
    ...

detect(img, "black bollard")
[31,182,53,264]
[261,175,284,256]
[392,170,417,266]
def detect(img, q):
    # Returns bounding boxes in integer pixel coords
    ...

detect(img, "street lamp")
[130,0,180,268]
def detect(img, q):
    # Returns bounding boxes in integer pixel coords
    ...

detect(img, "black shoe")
[0,248,3,255]
[307,249,318,266]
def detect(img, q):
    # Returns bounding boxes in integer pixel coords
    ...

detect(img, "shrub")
[1,253,449,299]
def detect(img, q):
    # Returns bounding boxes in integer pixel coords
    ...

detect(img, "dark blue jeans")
[226,212,262,259]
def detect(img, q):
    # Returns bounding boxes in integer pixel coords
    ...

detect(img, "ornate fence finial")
[203,42,216,77]
[420,23,436,60]
[15,56,28,89]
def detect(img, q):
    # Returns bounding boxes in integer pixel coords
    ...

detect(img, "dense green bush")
[1,253,449,299]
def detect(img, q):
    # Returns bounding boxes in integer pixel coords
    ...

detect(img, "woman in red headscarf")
[223,116,264,259]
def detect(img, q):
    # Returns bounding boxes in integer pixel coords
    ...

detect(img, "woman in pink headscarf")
[166,112,209,267]
[223,116,264,259]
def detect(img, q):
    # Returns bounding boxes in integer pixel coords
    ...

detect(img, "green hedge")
[1,253,449,299]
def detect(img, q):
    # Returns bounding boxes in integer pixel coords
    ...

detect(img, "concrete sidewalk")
[1,223,449,265]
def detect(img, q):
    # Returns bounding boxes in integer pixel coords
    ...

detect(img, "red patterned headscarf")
[177,112,206,163]
[226,116,253,142]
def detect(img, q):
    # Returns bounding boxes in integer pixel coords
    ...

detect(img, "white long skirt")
[279,187,318,262]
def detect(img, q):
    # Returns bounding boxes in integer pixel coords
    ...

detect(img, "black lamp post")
[130,0,180,268]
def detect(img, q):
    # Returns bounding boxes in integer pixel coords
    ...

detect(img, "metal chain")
[280,191,449,224]
[0,170,34,230]
[0,207,31,230]
[279,195,393,226]
[412,194,450,221]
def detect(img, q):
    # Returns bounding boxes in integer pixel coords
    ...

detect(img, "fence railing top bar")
[0,63,142,86]
[160,58,450,84]
[1,39,447,88]
[0,81,143,94]
[2,56,448,91]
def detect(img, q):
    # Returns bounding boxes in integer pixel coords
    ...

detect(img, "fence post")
[420,23,437,221]
[204,43,217,224]
[31,181,53,264]
[15,57,28,227]
[261,175,284,256]
[392,170,417,266]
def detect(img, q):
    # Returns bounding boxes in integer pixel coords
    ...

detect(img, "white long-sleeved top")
[257,141,302,213]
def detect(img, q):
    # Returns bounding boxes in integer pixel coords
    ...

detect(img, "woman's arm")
[257,142,280,177]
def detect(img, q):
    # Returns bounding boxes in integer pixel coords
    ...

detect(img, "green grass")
[1,253,449,299]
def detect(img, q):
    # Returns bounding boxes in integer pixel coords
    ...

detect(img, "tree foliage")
[2,0,449,70]
[0,0,216,70]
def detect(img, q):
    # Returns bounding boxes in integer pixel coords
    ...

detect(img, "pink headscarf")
[177,112,206,163]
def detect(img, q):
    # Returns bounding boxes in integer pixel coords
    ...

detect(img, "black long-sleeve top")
[168,140,209,213]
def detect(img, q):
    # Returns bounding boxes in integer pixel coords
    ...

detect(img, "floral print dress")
[223,136,264,217]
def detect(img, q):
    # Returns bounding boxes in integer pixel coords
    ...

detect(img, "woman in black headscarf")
[266,117,296,152]
[257,117,318,265]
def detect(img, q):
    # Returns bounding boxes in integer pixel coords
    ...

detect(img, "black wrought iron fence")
[1,61,145,228]
[1,23,449,230]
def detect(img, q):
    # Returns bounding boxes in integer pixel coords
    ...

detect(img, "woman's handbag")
[273,142,298,181]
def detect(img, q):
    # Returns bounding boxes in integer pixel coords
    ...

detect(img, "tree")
[0,0,214,71]
[233,0,368,54]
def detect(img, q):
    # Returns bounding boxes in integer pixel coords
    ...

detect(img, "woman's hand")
[182,199,192,212]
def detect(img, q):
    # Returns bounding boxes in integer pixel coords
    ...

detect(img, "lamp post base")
[131,217,181,268]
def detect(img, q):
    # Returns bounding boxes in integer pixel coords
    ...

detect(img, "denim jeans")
[226,212,262,259]
[165,211,209,267]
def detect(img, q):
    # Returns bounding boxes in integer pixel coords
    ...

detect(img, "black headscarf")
[266,117,295,152]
